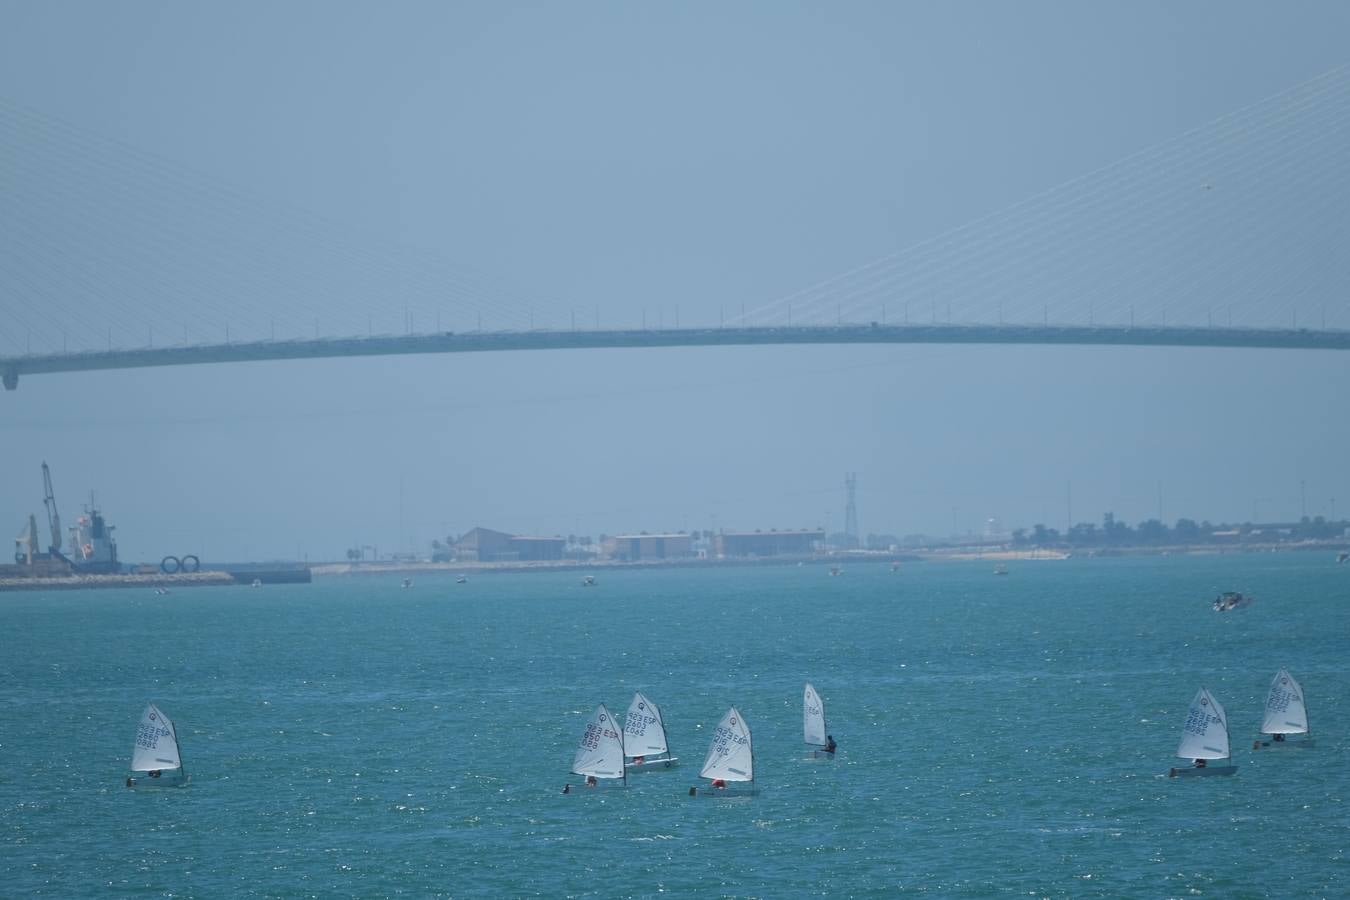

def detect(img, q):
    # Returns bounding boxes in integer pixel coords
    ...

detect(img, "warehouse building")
[715,529,825,558]
[610,533,692,561]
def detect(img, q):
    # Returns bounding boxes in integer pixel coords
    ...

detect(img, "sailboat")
[623,691,678,771]
[1168,687,1237,778]
[689,707,755,797]
[125,703,188,788]
[803,682,834,758]
[564,704,626,792]
[1254,668,1313,749]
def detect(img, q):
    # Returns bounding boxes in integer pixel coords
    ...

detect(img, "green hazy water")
[1,554,1348,897]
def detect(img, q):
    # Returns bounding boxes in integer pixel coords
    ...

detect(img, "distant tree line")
[1012,513,1348,547]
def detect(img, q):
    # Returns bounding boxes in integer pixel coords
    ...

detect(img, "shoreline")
[0,571,234,592]
[311,539,1350,578]
[3,540,1345,592]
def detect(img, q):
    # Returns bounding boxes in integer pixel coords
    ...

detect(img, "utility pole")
[1066,481,1073,534]
[844,473,859,549]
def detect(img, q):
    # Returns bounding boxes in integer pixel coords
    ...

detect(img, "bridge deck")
[5,324,1349,390]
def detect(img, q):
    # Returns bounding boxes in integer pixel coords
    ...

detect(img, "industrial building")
[453,527,565,562]
[453,527,514,562]
[609,533,692,561]
[716,529,825,558]
[507,536,566,561]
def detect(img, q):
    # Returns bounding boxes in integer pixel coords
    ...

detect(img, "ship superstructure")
[68,496,118,573]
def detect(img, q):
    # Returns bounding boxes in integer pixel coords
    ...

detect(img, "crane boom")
[41,461,61,554]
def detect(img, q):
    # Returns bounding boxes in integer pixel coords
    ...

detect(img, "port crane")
[41,461,62,556]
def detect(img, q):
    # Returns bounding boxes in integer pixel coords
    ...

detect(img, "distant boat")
[890,561,900,573]
[993,564,1008,576]
[1168,687,1237,778]
[582,575,596,586]
[828,566,842,577]
[564,704,626,792]
[690,707,755,797]
[1338,551,1349,564]
[250,578,262,588]
[1254,668,1314,749]
[125,703,188,788]
[456,574,467,584]
[623,691,679,771]
[1212,591,1252,612]
[803,682,834,759]
[401,578,413,589]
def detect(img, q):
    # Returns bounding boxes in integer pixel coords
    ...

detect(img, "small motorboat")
[1212,591,1251,612]
[582,575,596,587]
[456,574,468,584]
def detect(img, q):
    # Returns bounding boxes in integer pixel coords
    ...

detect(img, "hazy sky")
[2,2,1349,561]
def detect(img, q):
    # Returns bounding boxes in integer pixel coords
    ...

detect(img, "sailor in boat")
[585,775,598,788]
[711,778,727,790]
[825,735,837,754]
[561,783,570,794]
[1273,733,1285,742]
[1193,758,1206,769]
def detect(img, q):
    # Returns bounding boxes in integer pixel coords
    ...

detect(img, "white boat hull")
[626,756,679,772]
[1253,738,1315,750]
[806,748,835,760]
[1168,765,1237,778]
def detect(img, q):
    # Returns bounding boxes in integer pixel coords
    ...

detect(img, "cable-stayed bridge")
[3,65,1350,390]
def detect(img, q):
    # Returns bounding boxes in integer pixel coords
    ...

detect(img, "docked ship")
[68,497,119,573]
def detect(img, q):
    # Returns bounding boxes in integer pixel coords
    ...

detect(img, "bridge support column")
[2,368,16,391]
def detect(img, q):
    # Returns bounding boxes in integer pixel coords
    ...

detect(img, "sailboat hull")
[562,779,626,793]
[689,785,758,797]
[126,771,189,788]
[1168,765,1237,778]
[625,756,679,772]
[1253,738,1315,750]
[806,749,835,760]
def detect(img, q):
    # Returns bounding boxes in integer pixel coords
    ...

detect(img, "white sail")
[130,703,182,773]
[1175,688,1230,760]
[1261,668,1309,735]
[700,707,753,782]
[571,704,625,779]
[624,692,669,756]
[803,683,827,747]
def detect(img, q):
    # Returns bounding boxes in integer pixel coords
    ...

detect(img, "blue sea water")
[2,554,1348,897]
